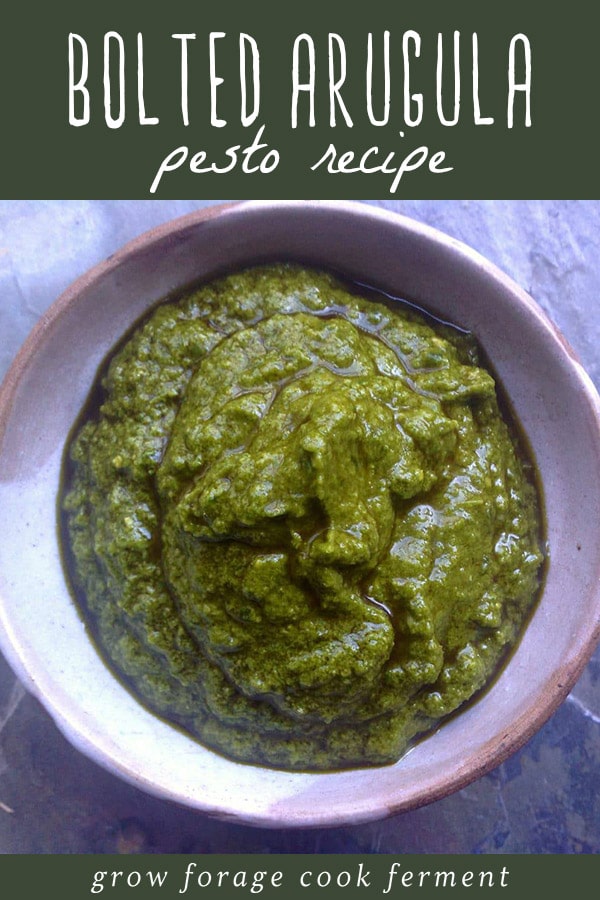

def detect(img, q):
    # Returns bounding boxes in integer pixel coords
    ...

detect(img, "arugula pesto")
[62,264,543,770]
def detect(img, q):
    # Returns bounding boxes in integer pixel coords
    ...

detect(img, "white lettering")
[328,33,353,126]
[291,34,315,127]
[209,32,227,127]
[508,33,532,127]
[240,33,260,126]
[366,31,390,126]
[403,31,423,126]
[436,31,460,126]
[472,33,494,124]
[137,33,159,125]
[68,33,89,126]
[171,34,196,126]
[103,31,125,129]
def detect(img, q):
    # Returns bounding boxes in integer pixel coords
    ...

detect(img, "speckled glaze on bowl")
[1,200,599,828]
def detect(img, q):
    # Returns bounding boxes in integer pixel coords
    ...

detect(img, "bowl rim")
[1,199,600,828]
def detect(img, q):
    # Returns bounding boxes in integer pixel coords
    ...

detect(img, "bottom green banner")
[0,853,594,897]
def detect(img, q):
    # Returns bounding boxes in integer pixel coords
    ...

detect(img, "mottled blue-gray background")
[0,200,598,853]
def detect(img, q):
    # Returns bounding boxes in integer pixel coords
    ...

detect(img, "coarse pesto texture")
[62,264,544,770]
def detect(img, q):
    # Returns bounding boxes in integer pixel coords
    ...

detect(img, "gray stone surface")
[0,200,598,853]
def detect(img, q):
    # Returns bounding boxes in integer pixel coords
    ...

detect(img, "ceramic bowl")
[1,200,599,828]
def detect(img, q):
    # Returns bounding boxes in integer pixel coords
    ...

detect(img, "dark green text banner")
[1,853,598,898]
[1,0,596,198]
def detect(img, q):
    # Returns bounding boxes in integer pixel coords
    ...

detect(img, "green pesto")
[61,264,544,770]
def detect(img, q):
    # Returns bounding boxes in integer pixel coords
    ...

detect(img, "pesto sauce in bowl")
[61,264,544,771]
